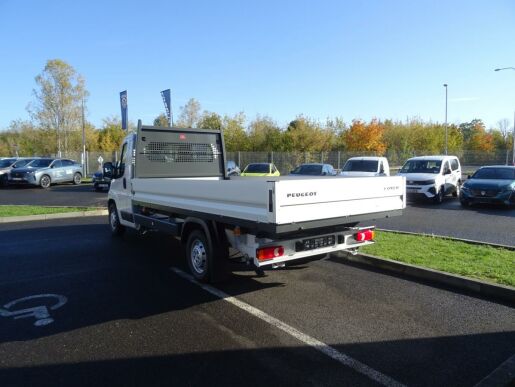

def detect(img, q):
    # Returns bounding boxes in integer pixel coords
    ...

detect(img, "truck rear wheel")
[186,230,211,282]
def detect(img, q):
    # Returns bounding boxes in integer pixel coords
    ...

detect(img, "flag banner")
[120,90,128,130]
[161,89,172,126]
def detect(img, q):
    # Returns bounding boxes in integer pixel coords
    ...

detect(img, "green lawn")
[0,205,93,217]
[362,231,515,287]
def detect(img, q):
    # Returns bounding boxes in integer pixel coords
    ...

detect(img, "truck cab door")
[443,161,453,194]
[111,138,135,227]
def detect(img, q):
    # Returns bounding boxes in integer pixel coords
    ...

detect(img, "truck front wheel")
[186,230,212,282]
[109,203,125,236]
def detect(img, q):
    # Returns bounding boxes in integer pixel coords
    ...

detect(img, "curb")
[338,252,515,304]
[0,209,108,224]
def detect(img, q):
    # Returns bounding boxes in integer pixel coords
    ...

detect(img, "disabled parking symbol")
[0,294,67,327]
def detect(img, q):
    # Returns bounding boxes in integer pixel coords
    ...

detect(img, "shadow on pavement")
[0,225,285,344]
[0,332,513,387]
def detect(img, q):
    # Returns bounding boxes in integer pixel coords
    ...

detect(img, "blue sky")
[1,0,514,130]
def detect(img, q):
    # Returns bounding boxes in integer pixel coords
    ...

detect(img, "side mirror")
[103,162,114,178]
[51,165,55,169]
[445,169,451,175]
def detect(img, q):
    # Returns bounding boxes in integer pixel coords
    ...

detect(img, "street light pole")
[494,67,515,165]
[82,98,86,176]
[443,83,448,155]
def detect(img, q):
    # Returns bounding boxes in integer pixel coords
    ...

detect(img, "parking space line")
[170,267,406,387]
[474,354,515,387]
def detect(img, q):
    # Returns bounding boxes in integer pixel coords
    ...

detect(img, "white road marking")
[170,267,406,387]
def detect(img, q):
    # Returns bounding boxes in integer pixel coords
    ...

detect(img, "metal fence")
[227,150,515,175]
[16,148,514,177]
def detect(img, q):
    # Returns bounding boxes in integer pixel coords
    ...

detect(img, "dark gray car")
[9,158,83,188]
[0,157,38,187]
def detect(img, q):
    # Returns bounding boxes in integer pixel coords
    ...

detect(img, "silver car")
[9,158,83,188]
[0,157,38,187]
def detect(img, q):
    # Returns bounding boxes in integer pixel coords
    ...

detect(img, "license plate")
[11,177,23,181]
[406,188,418,193]
[98,184,108,188]
[297,235,335,251]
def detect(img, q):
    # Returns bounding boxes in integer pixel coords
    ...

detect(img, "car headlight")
[460,184,470,192]
[502,184,515,192]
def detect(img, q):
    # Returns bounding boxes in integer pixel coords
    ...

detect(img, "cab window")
[61,160,74,167]
[52,160,62,168]
[442,161,451,174]
[119,143,128,176]
[450,159,459,171]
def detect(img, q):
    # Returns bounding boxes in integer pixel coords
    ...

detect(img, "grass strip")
[361,231,515,287]
[0,205,95,217]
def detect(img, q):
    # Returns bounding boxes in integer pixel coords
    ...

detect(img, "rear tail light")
[354,229,375,242]
[256,246,284,261]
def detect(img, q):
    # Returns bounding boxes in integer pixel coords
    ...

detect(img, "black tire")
[73,172,82,185]
[452,181,461,197]
[0,174,8,187]
[433,186,444,204]
[109,202,125,236]
[40,175,51,189]
[460,199,470,207]
[186,230,212,282]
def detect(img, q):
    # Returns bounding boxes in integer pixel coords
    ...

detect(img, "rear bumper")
[226,227,376,268]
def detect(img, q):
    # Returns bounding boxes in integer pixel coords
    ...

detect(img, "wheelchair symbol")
[0,294,67,327]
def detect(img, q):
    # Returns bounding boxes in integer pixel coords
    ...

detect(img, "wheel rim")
[41,176,50,187]
[74,174,81,184]
[190,239,207,275]
[110,209,118,231]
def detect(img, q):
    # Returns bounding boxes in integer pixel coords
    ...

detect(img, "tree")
[284,116,334,152]
[97,117,126,151]
[29,59,88,155]
[222,113,248,151]
[153,113,169,127]
[496,119,512,164]
[198,111,222,130]
[247,115,283,151]
[176,98,201,128]
[343,119,386,154]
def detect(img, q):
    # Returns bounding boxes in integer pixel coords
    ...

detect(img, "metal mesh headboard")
[135,126,225,178]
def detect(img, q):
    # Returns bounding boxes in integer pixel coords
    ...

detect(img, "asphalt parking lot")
[367,196,515,246]
[0,217,513,387]
[0,183,106,207]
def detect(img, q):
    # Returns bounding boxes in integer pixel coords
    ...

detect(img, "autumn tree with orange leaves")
[343,119,386,154]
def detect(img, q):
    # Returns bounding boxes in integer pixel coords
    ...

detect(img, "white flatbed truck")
[107,122,406,282]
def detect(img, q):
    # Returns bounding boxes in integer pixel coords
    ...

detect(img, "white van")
[397,155,462,204]
[340,157,390,177]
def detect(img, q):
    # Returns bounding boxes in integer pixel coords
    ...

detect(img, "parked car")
[459,166,515,207]
[397,155,461,203]
[226,160,241,176]
[92,162,114,191]
[290,163,337,176]
[9,158,83,188]
[0,157,38,187]
[240,163,280,177]
[340,157,390,177]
